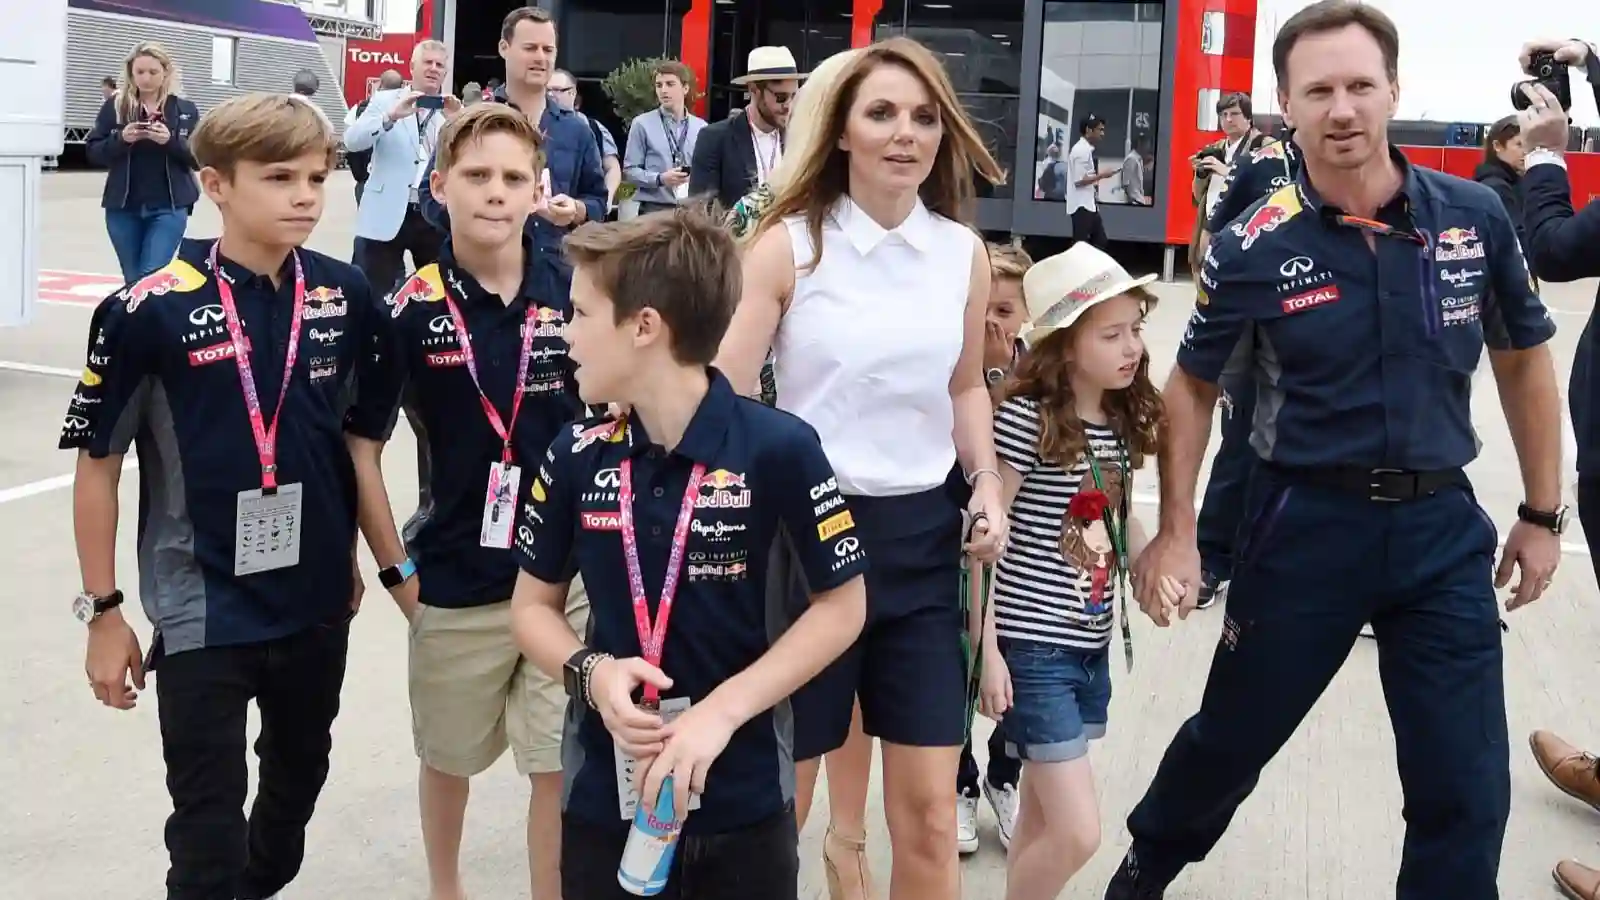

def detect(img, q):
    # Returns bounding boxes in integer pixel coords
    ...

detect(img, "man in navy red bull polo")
[1109,5,1564,899]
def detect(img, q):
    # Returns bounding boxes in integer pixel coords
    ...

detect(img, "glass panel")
[560,0,674,82]
[211,36,237,85]
[1035,0,1164,205]
[1200,10,1225,56]
[1196,87,1220,130]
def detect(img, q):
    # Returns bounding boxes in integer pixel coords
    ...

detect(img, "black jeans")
[1196,370,1259,580]
[155,621,350,900]
[957,725,1019,795]
[562,809,799,900]
[353,204,444,301]
[1070,207,1109,249]
[1580,476,1600,581]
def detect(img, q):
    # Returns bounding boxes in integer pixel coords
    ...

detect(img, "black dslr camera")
[1512,50,1572,111]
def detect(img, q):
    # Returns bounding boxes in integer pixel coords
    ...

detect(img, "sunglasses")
[760,87,794,104]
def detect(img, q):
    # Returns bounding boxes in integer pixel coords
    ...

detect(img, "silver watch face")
[72,594,95,624]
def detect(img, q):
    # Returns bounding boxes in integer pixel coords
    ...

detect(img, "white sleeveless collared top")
[772,196,977,497]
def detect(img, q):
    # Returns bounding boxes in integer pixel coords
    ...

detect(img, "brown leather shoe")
[1530,730,1600,811]
[1554,860,1600,900]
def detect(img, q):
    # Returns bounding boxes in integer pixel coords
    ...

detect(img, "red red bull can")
[618,775,683,896]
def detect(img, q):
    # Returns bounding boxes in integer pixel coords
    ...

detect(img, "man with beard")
[690,46,806,212]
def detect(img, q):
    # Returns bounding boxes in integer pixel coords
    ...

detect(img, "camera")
[1512,50,1572,111]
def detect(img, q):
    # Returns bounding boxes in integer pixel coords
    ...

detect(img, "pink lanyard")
[210,242,306,492]
[619,456,706,706]
[440,288,540,465]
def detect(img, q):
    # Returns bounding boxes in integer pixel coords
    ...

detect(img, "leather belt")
[1265,464,1469,503]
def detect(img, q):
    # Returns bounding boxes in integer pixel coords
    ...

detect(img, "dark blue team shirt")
[417,88,608,306]
[60,238,393,653]
[371,238,582,608]
[514,371,868,834]
[1206,136,1301,235]
[1181,147,1555,471]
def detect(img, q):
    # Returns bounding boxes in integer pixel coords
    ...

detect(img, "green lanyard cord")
[1086,441,1134,672]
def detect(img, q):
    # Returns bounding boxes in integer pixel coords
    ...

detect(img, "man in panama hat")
[690,46,808,211]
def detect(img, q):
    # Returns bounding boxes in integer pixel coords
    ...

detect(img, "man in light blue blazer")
[343,39,461,299]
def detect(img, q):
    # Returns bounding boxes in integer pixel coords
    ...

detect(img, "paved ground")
[4,171,1600,899]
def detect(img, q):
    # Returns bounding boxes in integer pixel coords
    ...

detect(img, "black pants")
[562,810,799,900]
[1071,207,1109,249]
[1195,370,1259,580]
[353,204,444,301]
[957,725,1019,795]
[155,622,350,900]
[1580,476,1600,581]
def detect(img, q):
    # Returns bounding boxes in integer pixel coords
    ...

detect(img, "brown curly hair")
[1005,314,1163,469]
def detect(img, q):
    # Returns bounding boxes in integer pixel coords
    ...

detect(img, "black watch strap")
[95,590,124,614]
[1517,502,1568,533]
[564,649,607,707]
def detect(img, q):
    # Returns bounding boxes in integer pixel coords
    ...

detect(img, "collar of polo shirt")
[1296,144,1425,218]
[436,234,542,306]
[621,368,738,463]
[830,195,937,256]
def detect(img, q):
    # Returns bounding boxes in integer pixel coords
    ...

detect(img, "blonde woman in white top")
[715,36,1008,900]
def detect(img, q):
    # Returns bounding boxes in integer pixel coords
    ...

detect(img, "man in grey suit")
[343,39,461,299]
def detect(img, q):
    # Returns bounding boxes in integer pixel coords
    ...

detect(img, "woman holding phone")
[86,41,201,284]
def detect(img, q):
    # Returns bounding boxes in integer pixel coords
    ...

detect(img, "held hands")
[638,701,738,822]
[1131,529,1201,626]
[1496,520,1561,611]
[591,656,673,757]
[85,609,145,710]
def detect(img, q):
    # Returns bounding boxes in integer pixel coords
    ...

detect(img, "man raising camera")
[1515,36,1600,900]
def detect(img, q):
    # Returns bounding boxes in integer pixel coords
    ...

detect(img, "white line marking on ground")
[1130,492,1589,556]
[0,456,137,506]
[0,360,80,379]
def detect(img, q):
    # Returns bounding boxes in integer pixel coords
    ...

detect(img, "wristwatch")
[563,648,611,707]
[985,367,1007,386]
[72,589,124,625]
[1517,502,1570,535]
[377,558,417,590]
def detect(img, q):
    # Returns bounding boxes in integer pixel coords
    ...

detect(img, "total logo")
[189,338,251,367]
[1434,227,1485,263]
[425,350,468,368]
[582,511,622,531]
[349,49,406,65]
[1280,285,1341,315]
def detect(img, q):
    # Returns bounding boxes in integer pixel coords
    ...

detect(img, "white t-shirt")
[1066,138,1098,214]
[992,397,1124,650]
[751,125,782,187]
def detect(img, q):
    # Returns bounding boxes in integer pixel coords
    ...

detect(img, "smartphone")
[415,94,446,111]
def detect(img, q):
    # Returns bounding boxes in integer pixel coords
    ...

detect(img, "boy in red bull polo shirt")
[62,94,395,900]
[508,207,868,900]
[346,103,590,900]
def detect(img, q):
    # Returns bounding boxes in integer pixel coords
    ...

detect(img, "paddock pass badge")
[617,774,683,896]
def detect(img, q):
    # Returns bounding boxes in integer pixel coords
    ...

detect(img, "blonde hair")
[987,242,1033,282]
[190,93,337,175]
[436,103,545,173]
[754,37,1007,270]
[117,41,180,124]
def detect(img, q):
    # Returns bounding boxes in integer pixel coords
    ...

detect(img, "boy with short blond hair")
[509,208,868,900]
[64,92,392,900]
[349,102,590,900]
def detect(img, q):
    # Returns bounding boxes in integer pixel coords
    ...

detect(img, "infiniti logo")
[189,305,225,326]
[835,537,861,556]
[594,468,621,488]
[1279,256,1314,278]
[63,415,89,430]
[429,315,456,333]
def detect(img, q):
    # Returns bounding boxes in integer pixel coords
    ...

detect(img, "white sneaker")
[984,781,1020,851]
[956,792,980,854]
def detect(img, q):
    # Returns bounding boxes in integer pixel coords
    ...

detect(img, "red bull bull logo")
[698,470,751,508]
[571,419,627,453]
[389,265,447,318]
[119,260,206,312]
[1251,141,1286,162]
[1434,226,1484,262]
[1232,204,1292,250]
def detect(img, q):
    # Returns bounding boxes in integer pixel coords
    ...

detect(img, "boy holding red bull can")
[508,206,869,900]
[61,93,394,900]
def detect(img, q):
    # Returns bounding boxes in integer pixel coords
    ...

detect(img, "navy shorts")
[779,488,967,759]
[998,638,1111,763]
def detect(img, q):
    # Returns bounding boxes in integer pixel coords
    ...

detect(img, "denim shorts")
[999,638,1112,763]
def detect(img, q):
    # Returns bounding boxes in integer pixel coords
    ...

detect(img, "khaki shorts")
[408,577,590,777]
